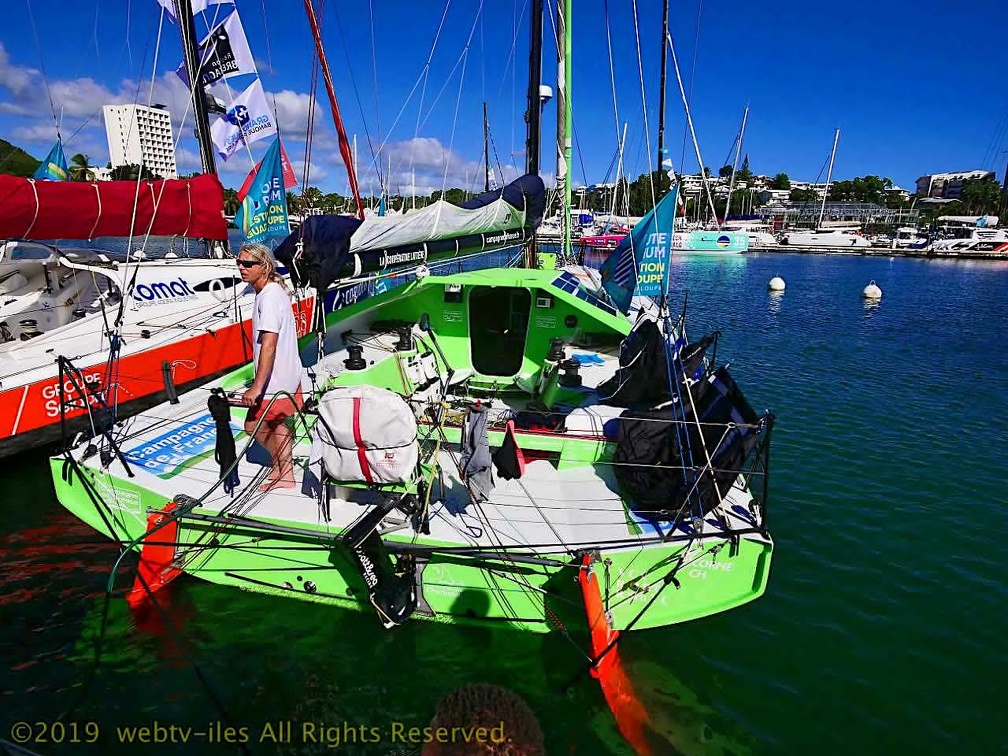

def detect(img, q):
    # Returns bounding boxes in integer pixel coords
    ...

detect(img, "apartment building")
[103,104,178,180]
[914,170,995,199]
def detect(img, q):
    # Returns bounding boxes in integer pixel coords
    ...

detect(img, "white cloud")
[0,43,517,196]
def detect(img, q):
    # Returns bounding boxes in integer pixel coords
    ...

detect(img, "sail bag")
[310,385,418,485]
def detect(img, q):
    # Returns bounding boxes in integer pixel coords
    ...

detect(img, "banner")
[208,78,277,161]
[237,139,297,201]
[600,184,678,312]
[156,0,233,19]
[176,10,257,87]
[32,140,69,181]
[234,137,290,244]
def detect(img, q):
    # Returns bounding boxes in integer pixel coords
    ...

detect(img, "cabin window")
[468,286,530,376]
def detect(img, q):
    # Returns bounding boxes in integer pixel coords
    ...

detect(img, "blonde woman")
[237,243,303,491]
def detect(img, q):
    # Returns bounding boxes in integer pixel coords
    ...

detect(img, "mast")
[524,0,544,176]
[818,127,840,229]
[303,0,365,219]
[173,0,217,177]
[656,0,669,173]
[724,105,748,225]
[556,0,572,260]
[483,102,490,192]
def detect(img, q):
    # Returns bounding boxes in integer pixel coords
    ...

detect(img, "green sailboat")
[49,0,774,672]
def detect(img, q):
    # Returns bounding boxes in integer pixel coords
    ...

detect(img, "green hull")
[51,458,772,633]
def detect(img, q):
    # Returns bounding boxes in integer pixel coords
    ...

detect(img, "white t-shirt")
[252,281,302,396]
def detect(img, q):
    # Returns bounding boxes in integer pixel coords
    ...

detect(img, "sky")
[1,0,1007,198]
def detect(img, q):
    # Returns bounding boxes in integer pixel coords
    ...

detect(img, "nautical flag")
[234,136,290,244]
[237,138,297,201]
[599,184,679,313]
[209,78,277,161]
[32,140,69,181]
[156,0,234,19]
[175,10,257,88]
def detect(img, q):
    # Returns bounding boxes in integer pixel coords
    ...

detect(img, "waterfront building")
[757,201,919,230]
[914,170,995,199]
[103,104,178,179]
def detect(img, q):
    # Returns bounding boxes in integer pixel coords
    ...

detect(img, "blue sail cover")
[600,185,679,313]
[274,173,545,293]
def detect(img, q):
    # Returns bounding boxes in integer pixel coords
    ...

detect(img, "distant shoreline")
[747,246,1008,261]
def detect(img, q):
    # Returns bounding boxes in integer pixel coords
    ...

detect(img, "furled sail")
[275,174,546,292]
[0,173,228,241]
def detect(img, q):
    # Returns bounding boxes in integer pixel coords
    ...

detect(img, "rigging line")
[327,3,383,192]
[678,0,704,176]
[368,0,382,187]
[602,0,621,154]
[24,0,60,138]
[438,1,484,197]
[668,31,717,224]
[631,0,657,212]
[429,420,571,621]
[417,9,482,134]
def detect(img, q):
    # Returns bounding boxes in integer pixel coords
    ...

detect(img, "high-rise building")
[103,104,178,180]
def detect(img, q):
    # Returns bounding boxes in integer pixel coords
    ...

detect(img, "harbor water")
[2,249,1006,754]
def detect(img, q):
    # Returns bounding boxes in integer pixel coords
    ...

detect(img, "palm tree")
[69,153,95,182]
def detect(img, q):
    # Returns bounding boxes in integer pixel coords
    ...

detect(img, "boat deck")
[105,362,761,556]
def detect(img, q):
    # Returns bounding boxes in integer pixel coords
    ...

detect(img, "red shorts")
[246,387,304,424]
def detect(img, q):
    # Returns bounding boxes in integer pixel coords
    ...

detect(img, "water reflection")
[768,291,784,317]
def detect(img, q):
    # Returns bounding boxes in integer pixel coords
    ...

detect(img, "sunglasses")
[236,259,262,268]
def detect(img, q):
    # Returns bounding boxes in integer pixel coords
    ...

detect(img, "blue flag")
[33,140,69,181]
[600,184,679,313]
[235,137,290,244]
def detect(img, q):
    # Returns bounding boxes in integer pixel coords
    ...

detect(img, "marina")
[1,0,1006,753]
[2,251,1006,755]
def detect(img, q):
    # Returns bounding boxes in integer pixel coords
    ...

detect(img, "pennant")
[156,0,233,19]
[237,138,297,201]
[208,78,277,161]
[175,10,257,88]
[600,184,679,312]
[234,137,290,244]
[32,140,69,181]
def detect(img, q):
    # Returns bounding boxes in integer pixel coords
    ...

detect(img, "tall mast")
[525,0,543,176]
[483,102,490,192]
[818,127,840,229]
[724,105,748,224]
[303,0,365,219]
[556,0,572,260]
[173,0,217,177]
[656,0,669,173]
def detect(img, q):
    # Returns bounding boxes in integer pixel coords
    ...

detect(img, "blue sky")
[2,0,1007,196]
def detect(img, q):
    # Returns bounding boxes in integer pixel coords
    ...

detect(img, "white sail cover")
[349,196,527,253]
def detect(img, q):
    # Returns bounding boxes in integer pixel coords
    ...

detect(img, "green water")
[2,252,1006,754]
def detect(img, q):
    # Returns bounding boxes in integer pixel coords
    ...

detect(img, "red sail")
[0,173,228,241]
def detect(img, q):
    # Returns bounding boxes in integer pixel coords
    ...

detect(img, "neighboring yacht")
[782,226,871,248]
[929,227,1008,254]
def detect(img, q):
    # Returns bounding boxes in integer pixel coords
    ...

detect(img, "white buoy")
[768,276,786,292]
[862,279,882,299]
